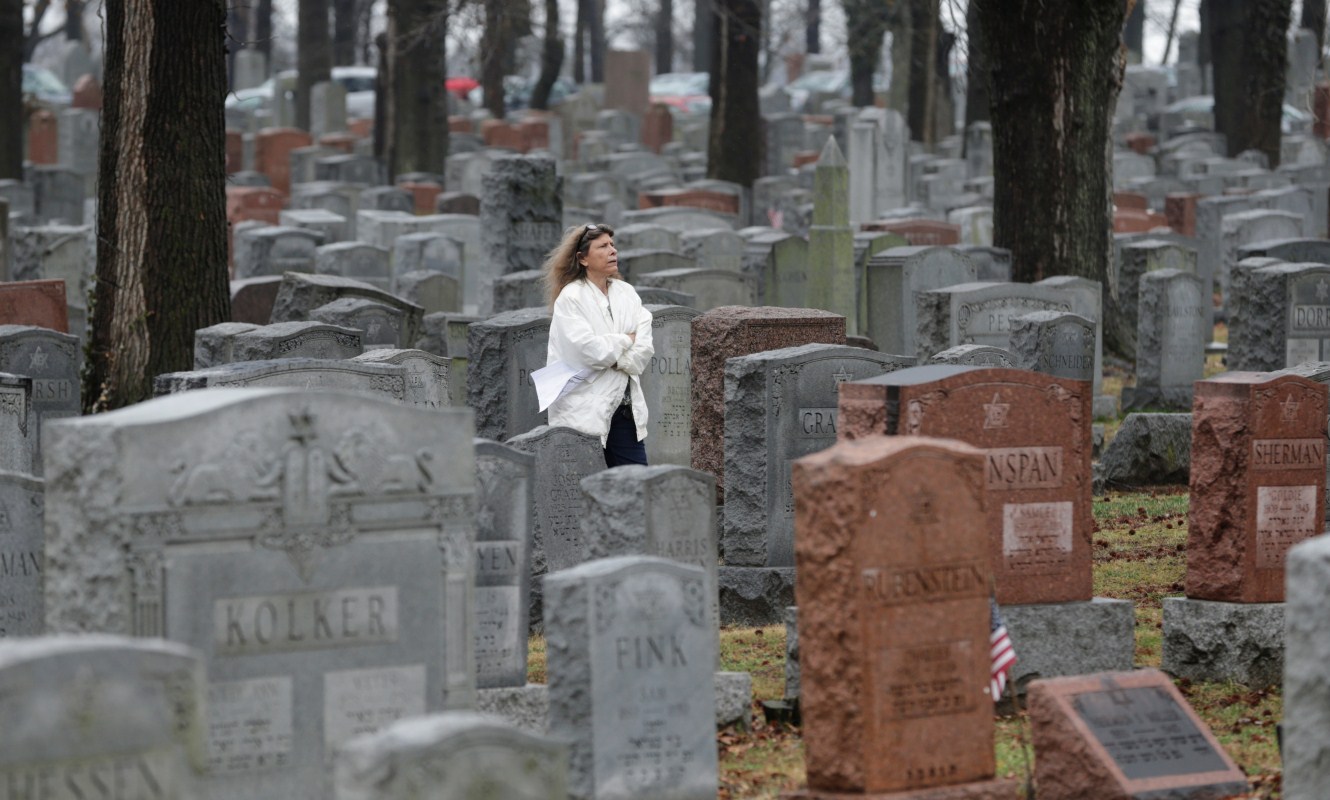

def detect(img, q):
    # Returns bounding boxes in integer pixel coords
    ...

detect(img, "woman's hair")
[543,222,616,307]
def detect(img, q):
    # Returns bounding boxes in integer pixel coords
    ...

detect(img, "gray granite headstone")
[154,358,408,404]
[43,390,478,797]
[233,226,324,279]
[395,270,462,316]
[231,320,364,362]
[315,242,392,290]
[1118,239,1200,354]
[637,267,757,310]
[0,325,80,471]
[956,245,1013,282]
[680,229,744,273]
[391,232,463,286]
[1135,270,1207,409]
[492,271,548,314]
[0,373,34,475]
[617,250,694,283]
[269,272,427,345]
[1008,311,1097,384]
[473,440,535,688]
[0,636,207,798]
[467,308,551,440]
[0,470,43,637]
[1036,275,1105,396]
[634,287,696,307]
[281,208,348,244]
[863,245,977,358]
[1232,263,1330,370]
[928,343,1015,367]
[311,298,407,350]
[643,305,699,467]
[480,156,563,285]
[581,465,718,647]
[544,556,718,800]
[506,425,603,628]
[1239,236,1330,265]
[194,322,261,368]
[352,349,452,408]
[915,281,1073,360]
[334,712,568,800]
[723,343,914,567]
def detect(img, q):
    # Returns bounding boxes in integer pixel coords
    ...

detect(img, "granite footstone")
[1161,598,1284,686]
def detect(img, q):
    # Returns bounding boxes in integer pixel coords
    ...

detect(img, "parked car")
[649,72,710,115]
[22,64,72,109]
[225,66,378,119]
[1162,95,1311,136]
[466,76,576,112]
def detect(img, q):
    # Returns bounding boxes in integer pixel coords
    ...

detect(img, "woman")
[543,223,654,467]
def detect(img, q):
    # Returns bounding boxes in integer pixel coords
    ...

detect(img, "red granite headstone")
[1113,192,1148,211]
[1187,372,1328,603]
[860,218,961,246]
[225,186,285,227]
[691,307,846,497]
[348,118,373,138]
[641,188,741,216]
[1123,132,1155,155]
[786,435,1018,800]
[517,115,550,151]
[254,127,313,195]
[70,74,103,110]
[642,103,674,154]
[434,192,481,215]
[400,181,443,215]
[27,111,58,165]
[230,276,285,324]
[1029,669,1248,800]
[1165,193,1200,237]
[1315,82,1330,139]
[1113,208,1168,233]
[0,280,69,332]
[318,132,359,153]
[839,366,1094,605]
[792,151,820,168]
[448,116,474,134]
[482,120,527,152]
[225,129,244,175]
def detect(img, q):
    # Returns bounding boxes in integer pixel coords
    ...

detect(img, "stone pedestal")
[1003,598,1135,691]
[718,566,795,626]
[1161,597,1284,685]
[783,779,1020,799]
[1286,534,1330,798]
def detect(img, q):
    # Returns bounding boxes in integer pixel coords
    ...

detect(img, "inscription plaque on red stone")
[838,366,1093,605]
[1188,372,1328,602]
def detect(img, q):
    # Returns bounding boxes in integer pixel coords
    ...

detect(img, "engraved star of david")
[832,368,853,386]
[1282,392,1301,423]
[983,392,1010,429]
[1318,278,1330,302]
[28,346,47,371]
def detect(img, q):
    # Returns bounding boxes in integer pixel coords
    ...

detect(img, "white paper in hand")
[533,361,597,411]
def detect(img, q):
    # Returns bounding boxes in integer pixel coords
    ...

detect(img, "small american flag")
[989,597,1016,702]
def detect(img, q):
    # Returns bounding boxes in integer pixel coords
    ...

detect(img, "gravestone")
[0,280,69,331]
[314,242,392,290]
[581,466,719,643]
[230,276,284,325]
[395,271,461,316]
[154,358,408,404]
[1230,262,1330,371]
[479,156,562,301]
[635,287,695,307]
[544,556,718,800]
[929,344,1015,367]
[233,226,324,279]
[1219,208,1303,306]
[269,272,426,345]
[956,245,1012,283]
[637,267,757,311]
[44,390,478,797]
[351,349,452,408]
[1117,239,1199,356]
[392,232,463,287]
[0,325,80,471]
[472,440,535,689]
[678,229,744,273]
[231,320,363,362]
[788,436,1017,798]
[807,137,857,329]
[1132,270,1207,410]
[642,305,699,467]
[334,712,568,800]
[492,271,547,314]
[467,308,551,441]
[1286,534,1330,798]
[691,307,846,496]
[863,246,977,358]
[311,298,407,350]
[915,282,1073,361]
[1028,670,1248,800]
[1008,311,1096,384]
[0,636,208,798]
[195,322,261,368]
[0,470,43,637]
[604,50,651,115]
[0,373,34,474]
[281,208,348,244]
[506,426,604,628]
[1036,275,1105,397]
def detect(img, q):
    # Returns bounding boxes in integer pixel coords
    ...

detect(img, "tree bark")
[481,0,508,117]
[589,0,605,82]
[906,0,937,144]
[963,0,989,127]
[1303,0,1327,67]
[297,0,333,132]
[226,2,249,91]
[64,0,84,41]
[333,0,358,65]
[707,0,761,186]
[978,0,1125,348]
[845,0,890,107]
[656,0,674,75]
[531,0,564,109]
[1123,0,1144,61]
[256,0,274,68]
[693,0,714,72]
[0,0,22,181]
[886,0,910,114]
[805,0,820,54]
[88,0,231,411]
[1210,0,1291,166]
[386,0,448,177]
[1160,0,1183,64]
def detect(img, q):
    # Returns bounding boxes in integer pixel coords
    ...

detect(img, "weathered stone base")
[1121,385,1194,412]
[1003,598,1135,692]
[1092,394,1119,419]
[719,566,796,626]
[476,683,549,735]
[785,605,801,700]
[1162,597,1284,686]
[477,673,754,735]
[783,778,1021,799]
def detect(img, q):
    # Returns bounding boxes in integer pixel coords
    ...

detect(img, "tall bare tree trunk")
[1210,0,1291,166]
[0,0,22,181]
[589,0,605,82]
[656,0,674,75]
[1123,0,1145,62]
[386,0,448,177]
[297,0,333,131]
[333,0,358,65]
[1161,0,1183,64]
[846,0,890,107]
[907,0,937,144]
[805,0,820,54]
[707,0,761,186]
[574,0,587,82]
[693,0,714,71]
[963,0,989,127]
[88,0,231,411]
[64,0,84,41]
[532,0,564,109]
[481,0,508,117]
[256,0,274,68]
[978,0,1125,346]
[1303,0,1327,67]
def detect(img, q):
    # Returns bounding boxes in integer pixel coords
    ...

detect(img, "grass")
[522,485,1287,798]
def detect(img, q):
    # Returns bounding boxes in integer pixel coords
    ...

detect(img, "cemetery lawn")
[524,489,1284,797]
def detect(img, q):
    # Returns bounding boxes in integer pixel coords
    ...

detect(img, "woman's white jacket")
[546,278,654,445]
